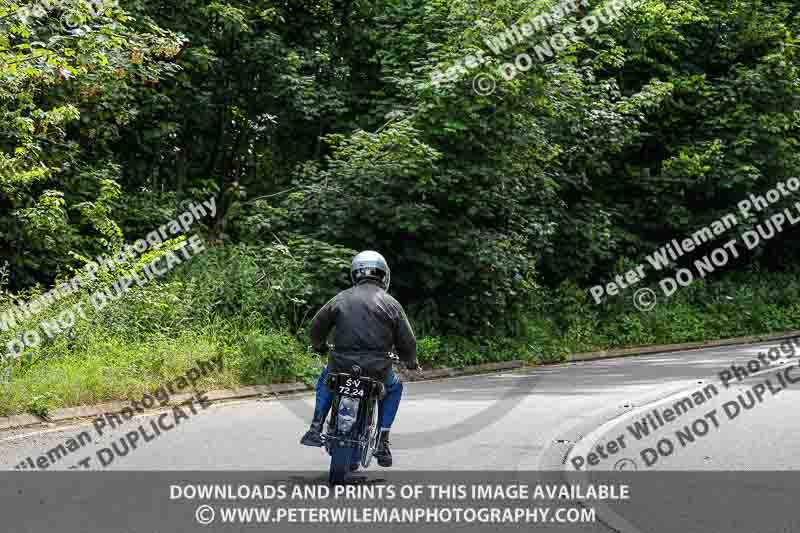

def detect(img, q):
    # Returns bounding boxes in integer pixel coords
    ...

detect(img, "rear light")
[337,397,360,432]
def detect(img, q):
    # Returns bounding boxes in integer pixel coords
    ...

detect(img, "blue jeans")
[314,365,403,430]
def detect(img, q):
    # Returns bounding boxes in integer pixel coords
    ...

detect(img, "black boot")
[300,412,325,447]
[375,429,392,467]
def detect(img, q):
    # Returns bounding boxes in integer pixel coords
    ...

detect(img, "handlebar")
[389,353,421,372]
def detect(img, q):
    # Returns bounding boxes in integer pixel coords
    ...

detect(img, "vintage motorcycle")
[321,350,398,484]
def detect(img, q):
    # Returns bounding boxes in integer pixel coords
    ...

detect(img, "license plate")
[337,377,367,398]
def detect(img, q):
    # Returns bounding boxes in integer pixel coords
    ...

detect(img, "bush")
[179,239,355,331]
[239,332,321,386]
[4,238,800,417]
[416,336,442,367]
[517,316,565,364]
[413,335,531,368]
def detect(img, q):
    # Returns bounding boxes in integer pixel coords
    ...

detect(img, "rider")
[300,250,418,467]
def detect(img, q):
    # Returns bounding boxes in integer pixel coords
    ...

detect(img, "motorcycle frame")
[323,373,384,460]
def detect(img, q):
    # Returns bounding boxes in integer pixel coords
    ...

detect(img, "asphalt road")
[3,339,800,533]
[1,338,797,472]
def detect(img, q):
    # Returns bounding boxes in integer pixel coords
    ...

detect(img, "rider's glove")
[309,343,331,356]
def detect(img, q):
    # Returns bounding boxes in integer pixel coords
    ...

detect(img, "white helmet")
[351,250,390,290]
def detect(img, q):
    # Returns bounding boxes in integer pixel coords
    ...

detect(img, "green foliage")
[416,335,529,368]
[3,0,800,415]
[179,239,355,331]
[536,269,800,356]
[5,0,800,328]
[239,332,321,386]
[26,391,56,418]
[291,116,550,335]
[2,265,800,416]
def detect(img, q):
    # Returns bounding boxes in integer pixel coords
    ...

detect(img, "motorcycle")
[322,352,398,484]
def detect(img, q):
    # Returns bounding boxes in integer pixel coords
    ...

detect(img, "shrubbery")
[2,238,800,417]
[239,332,321,386]
[525,270,800,357]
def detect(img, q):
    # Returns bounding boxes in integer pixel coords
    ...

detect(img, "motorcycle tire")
[329,444,354,484]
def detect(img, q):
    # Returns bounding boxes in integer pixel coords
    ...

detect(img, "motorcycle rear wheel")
[329,444,354,484]
[361,398,380,467]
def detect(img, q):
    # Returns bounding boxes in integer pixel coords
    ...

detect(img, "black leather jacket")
[309,280,417,368]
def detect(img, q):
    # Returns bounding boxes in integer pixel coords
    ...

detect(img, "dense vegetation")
[1,0,799,415]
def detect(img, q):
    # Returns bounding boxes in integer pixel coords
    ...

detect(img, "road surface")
[3,339,800,532]
[1,338,797,472]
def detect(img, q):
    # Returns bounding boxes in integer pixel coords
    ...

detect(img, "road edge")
[0,360,526,431]
[558,351,800,533]
[4,328,799,432]
[566,329,800,362]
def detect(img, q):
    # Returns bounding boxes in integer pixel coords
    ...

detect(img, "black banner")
[2,471,799,532]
